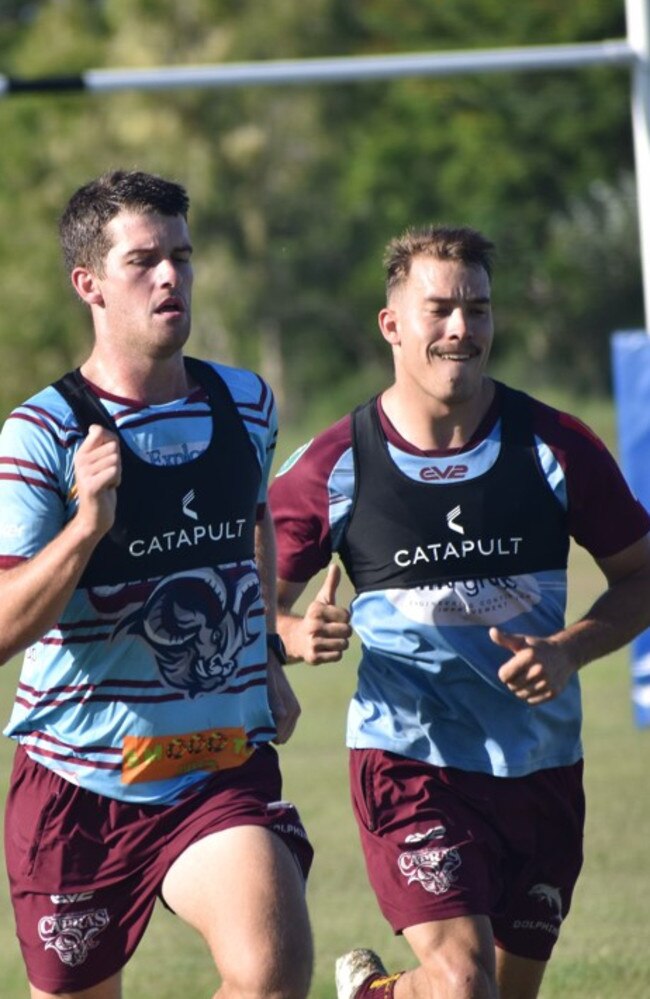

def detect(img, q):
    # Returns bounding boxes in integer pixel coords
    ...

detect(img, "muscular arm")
[491,533,650,704]
[0,425,120,664]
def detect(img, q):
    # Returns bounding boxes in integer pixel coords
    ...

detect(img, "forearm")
[553,567,650,671]
[276,608,310,664]
[255,508,279,633]
[0,516,103,664]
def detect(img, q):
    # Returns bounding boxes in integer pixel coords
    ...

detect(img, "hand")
[300,563,352,665]
[266,655,301,744]
[73,424,121,539]
[489,627,576,705]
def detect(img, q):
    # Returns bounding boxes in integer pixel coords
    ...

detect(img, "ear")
[378,307,401,346]
[70,266,104,307]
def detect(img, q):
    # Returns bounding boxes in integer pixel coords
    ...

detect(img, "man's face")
[379,255,493,410]
[89,209,194,359]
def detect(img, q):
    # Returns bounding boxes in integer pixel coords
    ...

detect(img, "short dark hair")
[59,169,190,274]
[383,224,495,300]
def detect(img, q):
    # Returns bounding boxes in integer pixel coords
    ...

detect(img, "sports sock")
[354,970,403,999]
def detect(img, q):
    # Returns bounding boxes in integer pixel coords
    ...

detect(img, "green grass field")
[0,396,649,997]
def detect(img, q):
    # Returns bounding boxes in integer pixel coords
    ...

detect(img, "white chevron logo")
[182,489,198,520]
[446,505,464,535]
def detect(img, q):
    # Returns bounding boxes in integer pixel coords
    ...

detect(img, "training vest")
[339,385,569,592]
[53,357,261,587]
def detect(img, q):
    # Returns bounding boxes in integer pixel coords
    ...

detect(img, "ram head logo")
[116,567,260,697]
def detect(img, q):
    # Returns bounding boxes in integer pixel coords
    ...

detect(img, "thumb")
[315,563,341,606]
[489,626,528,654]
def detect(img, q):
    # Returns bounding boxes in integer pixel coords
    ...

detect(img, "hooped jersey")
[270,383,650,777]
[0,359,278,803]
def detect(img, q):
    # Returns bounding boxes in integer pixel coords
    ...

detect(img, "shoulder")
[513,388,650,555]
[0,383,80,452]
[202,360,275,416]
[274,413,353,483]
[512,388,612,469]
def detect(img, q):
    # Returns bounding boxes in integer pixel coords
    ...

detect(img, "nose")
[156,257,181,287]
[447,306,468,337]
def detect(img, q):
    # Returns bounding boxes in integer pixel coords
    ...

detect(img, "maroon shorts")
[5,744,313,994]
[350,748,584,961]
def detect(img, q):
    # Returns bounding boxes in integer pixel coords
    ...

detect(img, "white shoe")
[335,948,388,999]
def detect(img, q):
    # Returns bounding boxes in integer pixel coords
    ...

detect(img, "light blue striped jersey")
[0,361,278,803]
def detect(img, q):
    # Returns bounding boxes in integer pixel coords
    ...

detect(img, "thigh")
[162,825,313,998]
[349,750,503,932]
[5,750,158,995]
[491,763,585,962]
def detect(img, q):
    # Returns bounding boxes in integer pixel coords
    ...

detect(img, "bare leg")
[495,949,546,999]
[393,915,498,999]
[162,825,313,999]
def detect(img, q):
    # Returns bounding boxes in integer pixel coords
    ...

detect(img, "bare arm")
[277,563,352,665]
[255,506,301,743]
[491,533,650,704]
[0,425,120,664]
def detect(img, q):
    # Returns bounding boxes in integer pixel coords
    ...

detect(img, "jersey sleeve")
[0,392,74,566]
[533,402,650,558]
[270,415,353,582]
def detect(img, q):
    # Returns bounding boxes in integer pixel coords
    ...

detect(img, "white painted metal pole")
[626,0,650,331]
[0,40,633,96]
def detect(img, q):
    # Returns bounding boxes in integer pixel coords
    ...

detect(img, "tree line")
[0,0,642,417]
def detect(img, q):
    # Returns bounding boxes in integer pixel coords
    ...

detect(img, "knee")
[218,947,312,999]
[421,950,497,999]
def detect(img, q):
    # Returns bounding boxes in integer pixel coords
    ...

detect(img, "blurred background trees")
[0,0,643,417]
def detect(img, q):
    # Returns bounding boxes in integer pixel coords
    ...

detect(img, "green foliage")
[0,0,642,416]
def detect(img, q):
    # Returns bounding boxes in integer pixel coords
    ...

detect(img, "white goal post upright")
[626,0,650,329]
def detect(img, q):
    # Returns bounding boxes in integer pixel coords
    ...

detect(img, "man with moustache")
[270,224,650,999]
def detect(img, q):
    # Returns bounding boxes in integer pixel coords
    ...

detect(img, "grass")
[0,392,649,997]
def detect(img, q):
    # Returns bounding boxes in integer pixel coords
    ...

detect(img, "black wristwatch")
[266,632,288,665]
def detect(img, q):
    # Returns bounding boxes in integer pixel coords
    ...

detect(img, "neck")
[381,378,495,450]
[80,350,193,405]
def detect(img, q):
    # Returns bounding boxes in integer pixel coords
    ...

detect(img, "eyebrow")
[123,243,194,257]
[424,295,491,304]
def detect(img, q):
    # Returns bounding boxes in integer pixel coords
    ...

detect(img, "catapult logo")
[127,488,248,559]
[392,502,523,572]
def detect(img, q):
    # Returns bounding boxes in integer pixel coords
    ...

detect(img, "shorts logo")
[50,892,95,905]
[404,825,446,844]
[529,883,563,921]
[398,845,461,895]
[38,907,110,967]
